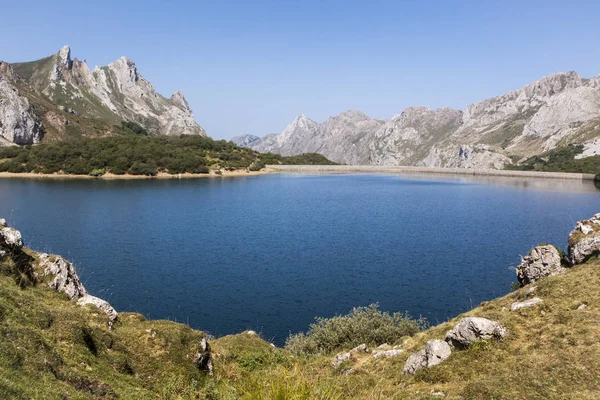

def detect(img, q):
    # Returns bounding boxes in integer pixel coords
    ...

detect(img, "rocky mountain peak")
[0,62,15,80]
[170,91,191,112]
[56,45,72,69]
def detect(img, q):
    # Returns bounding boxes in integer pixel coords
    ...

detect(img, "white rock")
[0,219,6,227]
[0,227,23,250]
[510,297,543,311]
[445,317,508,349]
[331,352,353,368]
[351,343,369,353]
[516,245,565,286]
[77,295,118,321]
[373,349,404,359]
[38,254,87,299]
[246,330,257,336]
[569,214,600,265]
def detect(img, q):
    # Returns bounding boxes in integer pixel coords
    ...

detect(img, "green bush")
[595,172,600,182]
[89,168,106,177]
[284,303,427,356]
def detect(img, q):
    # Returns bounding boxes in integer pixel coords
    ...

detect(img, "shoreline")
[268,164,597,181]
[0,168,276,180]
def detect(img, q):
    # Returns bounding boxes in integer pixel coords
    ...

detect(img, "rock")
[373,349,404,359]
[510,297,543,311]
[577,303,588,310]
[38,254,87,299]
[246,330,257,336]
[351,343,369,353]
[0,227,23,250]
[194,337,213,374]
[0,65,44,145]
[569,214,600,265]
[0,218,6,227]
[402,340,452,374]
[525,286,537,297]
[0,250,5,260]
[77,295,118,321]
[341,368,355,375]
[246,71,600,169]
[376,343,391,350]
[445,317,508,349]
[431,391,446,398]
[332,352,353,368]
[403,349,427,374]
[230,134,263,148]
[516,245,565,286]
[425,340,452,367]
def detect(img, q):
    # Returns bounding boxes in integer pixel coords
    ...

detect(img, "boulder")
[0,227,23,251]
[403,340,452,374]
[77,295,118,321]
[510,297,543,311]
[0,218,6,227]
[373,349,404,359]
[569,213,600,265]
[332,352,353,368]
[38,254,87,299]
[351,343,369,353]
[403,349,427,374]
[425,340,452,367]
[193,337,213,374]
[516,245,565,286]
[445,317,508,349]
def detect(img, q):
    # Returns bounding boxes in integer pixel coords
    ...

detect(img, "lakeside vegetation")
[0,131,336,176]
[505,144,600,174]
[2,240,599,398]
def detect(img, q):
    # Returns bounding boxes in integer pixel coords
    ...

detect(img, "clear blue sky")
[1,0,599,139]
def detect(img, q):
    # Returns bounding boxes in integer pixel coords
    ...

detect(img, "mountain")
[235,72,600,169]
[229,134,262,148]
[0,46,206,145]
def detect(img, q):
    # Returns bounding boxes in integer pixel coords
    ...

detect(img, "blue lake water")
[0,174,598,345]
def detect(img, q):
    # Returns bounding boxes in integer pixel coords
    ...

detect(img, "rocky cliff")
[236,71,600,169]
[0,46,206,145]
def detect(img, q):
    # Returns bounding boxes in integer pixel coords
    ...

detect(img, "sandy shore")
[268,165,597,181]
[0,168,276,180]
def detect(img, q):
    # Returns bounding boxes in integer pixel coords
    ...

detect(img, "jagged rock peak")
[56,45,72,69]
[334,110,372,121]
[108,56,141,83]
[171,91,191,112]
[0,61,15,80]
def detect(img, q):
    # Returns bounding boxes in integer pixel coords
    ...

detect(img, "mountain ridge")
[0,46,206,145]
[235,71,600,169]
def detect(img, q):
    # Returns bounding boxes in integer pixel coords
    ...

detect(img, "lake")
[0,173,598,345]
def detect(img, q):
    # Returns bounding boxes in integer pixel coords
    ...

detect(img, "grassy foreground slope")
[1,228,599,398]
[0,133,336,177]
[208,257,600,400]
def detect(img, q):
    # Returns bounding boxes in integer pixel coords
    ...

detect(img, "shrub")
[284,303,427,355]
[129,162,157,176]
[595,172,600,182]
[89,168,106,177]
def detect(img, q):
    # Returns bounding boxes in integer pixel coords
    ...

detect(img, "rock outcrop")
[0,227,24,250]
[4,46,206,145]
[445,317,508,349]
[77,295,118,321]
[245,71,600,169]
[510,297,544,311]
[38,254,87,300]
[568,213,600,265]
[0,62,44,145]
[516,245,566,286]
[403,340,452,374]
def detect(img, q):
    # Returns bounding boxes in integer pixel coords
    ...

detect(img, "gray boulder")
[445,317,508,349]
[569,213,600,265]
[403,340,451,374]
[193,337,213,374]
[0,227,23,250]
[77,295,118,321]
[38,254,87,299]
[332,352,353,368]
[510,297,543,311]
[516,245,565,286]
[373,349,404,359]
[403,349,427,374]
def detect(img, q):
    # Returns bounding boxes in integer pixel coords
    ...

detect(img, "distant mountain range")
[233,72,600,168]
[0,46,205,146]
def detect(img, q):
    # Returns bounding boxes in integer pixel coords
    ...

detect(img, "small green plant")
[89,168,105,177]
[510,282,521,291]
[285,303,427,355]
